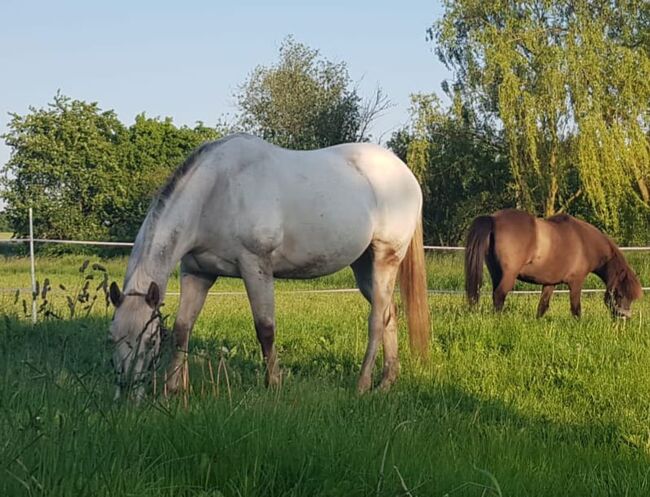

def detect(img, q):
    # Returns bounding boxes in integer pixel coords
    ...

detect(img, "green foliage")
[1,93,221,244]
[389,94,513,245]
[1,93,128,241]
[433,0,650,235]
[236,36,387,149]
[0,211,10,232]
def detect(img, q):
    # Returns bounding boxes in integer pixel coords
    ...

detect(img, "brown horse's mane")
[605,241,643,300]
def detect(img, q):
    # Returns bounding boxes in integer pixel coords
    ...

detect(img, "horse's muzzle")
[614,307,632,319]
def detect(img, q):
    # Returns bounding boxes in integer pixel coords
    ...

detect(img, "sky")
[0,0,451,175]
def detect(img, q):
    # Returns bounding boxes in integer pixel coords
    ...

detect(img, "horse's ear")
[145,282,161,309]
[109,282,124,308]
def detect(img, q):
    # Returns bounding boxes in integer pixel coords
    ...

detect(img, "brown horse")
[465,209,643,318]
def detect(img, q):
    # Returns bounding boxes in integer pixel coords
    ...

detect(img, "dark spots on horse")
[274,254,333,278]
[374,246,400,267]
[169,229,179,247]
[255,319,275,357]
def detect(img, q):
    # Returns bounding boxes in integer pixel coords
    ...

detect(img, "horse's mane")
[157,143,211,205]
[151,133,253,218]
[607,241,643,300]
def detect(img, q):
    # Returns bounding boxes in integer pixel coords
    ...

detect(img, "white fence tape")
[2,238,650,251]
[423,245,650,251]
[1,238,135,247]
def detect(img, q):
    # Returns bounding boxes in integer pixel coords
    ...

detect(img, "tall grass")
[1,255,650,496]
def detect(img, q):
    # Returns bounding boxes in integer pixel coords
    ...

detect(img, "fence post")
[29,208,37,324]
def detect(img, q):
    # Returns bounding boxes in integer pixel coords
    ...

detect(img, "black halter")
[124,290,149,298]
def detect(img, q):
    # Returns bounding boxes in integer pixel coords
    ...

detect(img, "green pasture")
[1,253,650,496]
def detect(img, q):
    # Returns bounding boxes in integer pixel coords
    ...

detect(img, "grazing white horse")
[108,133,429,399]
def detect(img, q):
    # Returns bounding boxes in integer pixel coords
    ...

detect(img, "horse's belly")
[271,232,371,279]
[518,262,565,285]
[272,259,347,279]
[270,199,374,278]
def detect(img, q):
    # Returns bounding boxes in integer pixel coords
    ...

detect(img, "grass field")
[1,253,650,496]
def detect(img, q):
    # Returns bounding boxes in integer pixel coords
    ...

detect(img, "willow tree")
[388,93,512,244]
[433,0,650,232]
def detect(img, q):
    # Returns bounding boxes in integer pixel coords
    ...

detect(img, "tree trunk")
[544,144,559,217]
[637,177,650,205]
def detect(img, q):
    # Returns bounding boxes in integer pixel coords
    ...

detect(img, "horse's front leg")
[166,272,215,394]
[536,284,555,318]
[568,279,584,317]
[240,254,281,387]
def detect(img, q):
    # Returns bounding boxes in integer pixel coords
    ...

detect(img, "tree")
[1,94,221,243]
[389,94,513,244]
[0,211,10,232]
[2,93,128,241]
[235,36,389,149]
[433,0,650,234]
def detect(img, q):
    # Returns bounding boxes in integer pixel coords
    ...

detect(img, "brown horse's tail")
[399,215,430,360]
[465,215,494,307]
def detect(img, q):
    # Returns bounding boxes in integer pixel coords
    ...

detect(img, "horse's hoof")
[266,371,282,389]
[378,376,397,392]
[357,376,372,395]
[379,362,399,391]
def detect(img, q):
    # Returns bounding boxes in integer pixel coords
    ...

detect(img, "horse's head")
[108,281,163,400]
[605,268,643,319]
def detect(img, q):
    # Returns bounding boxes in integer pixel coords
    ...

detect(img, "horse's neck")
[599,247,626,288]
[124,207,195,295]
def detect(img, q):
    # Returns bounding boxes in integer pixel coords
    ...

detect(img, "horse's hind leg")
[493,270,516,312]
[486,252,503,294]
[378,300,399,391]
[352,249,399,391]
[167,271,215,393]
[239,254,281,387]
[536,284,555,318]
[356,247,400,394]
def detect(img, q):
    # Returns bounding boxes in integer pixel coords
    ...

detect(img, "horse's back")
[502,210,612,284]
[545,214,614,265]
[190,136,422,278]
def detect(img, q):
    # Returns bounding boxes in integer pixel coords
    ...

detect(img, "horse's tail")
[465,215,494,307]
[399,215,430,360]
